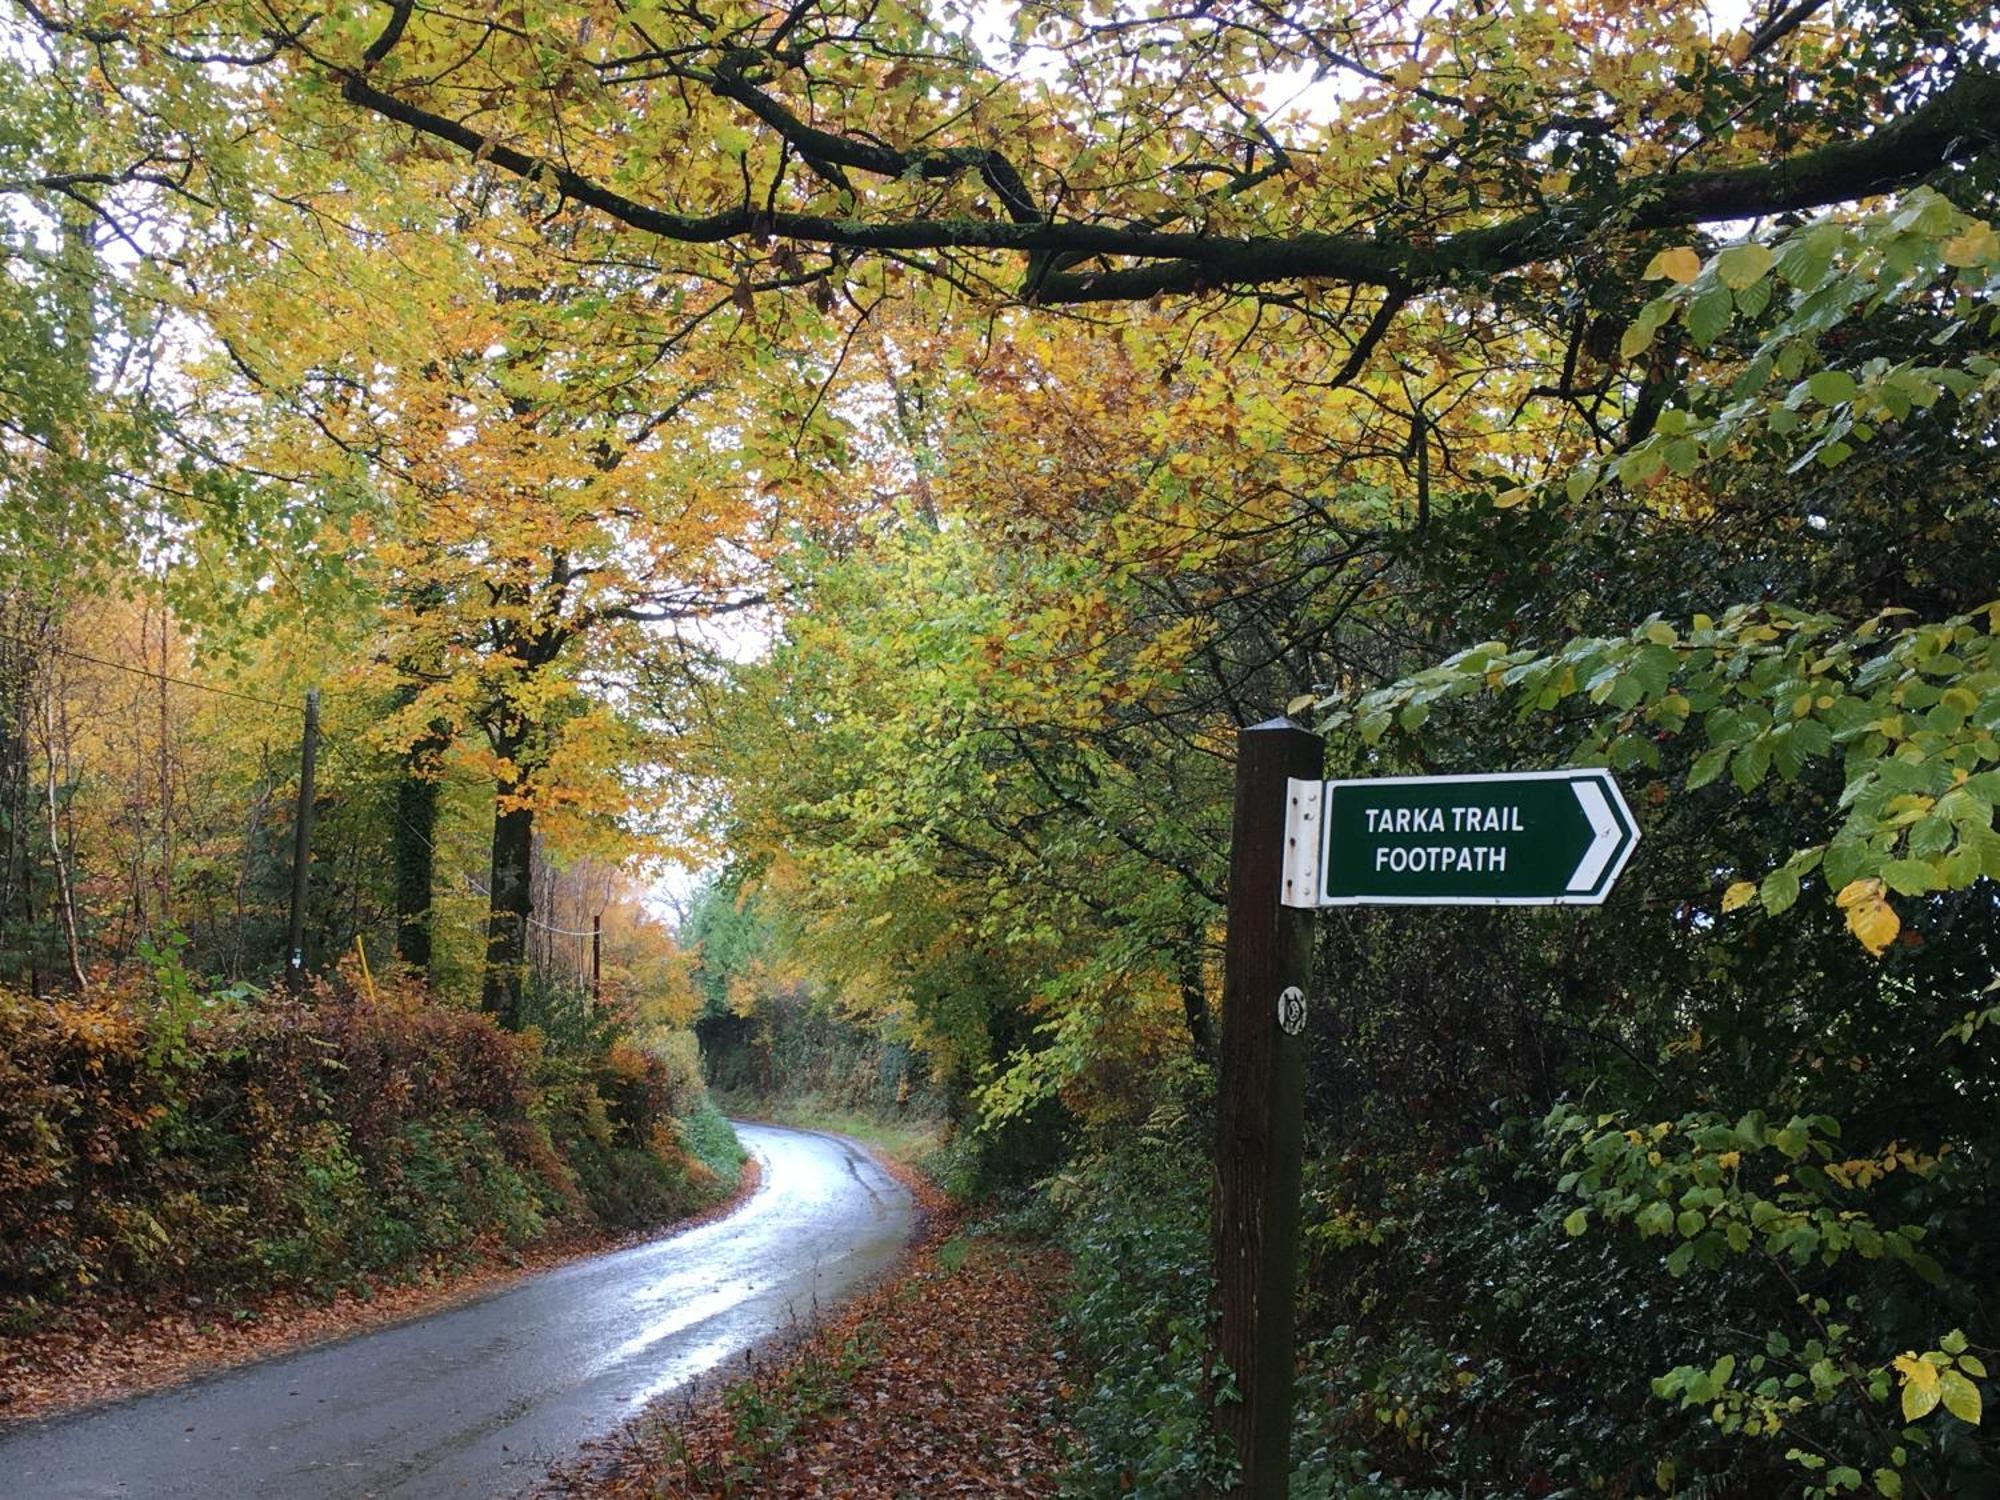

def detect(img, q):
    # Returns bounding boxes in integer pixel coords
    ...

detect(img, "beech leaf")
[1644,246,1703,284]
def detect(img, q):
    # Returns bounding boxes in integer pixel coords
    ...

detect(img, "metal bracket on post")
[1280,778,1323,910]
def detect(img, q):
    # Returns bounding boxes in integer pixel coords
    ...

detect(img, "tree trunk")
[481,767,533,1029]
[41,690,84,989]
[1178,926,1213,1063]
[155,603,172,934]
[0,619,31,982]
[392,721,448,975]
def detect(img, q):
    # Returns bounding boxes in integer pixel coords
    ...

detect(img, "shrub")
[0,965,741,1323]
[679,1096,748,1183]
[1055,1102,1232,1500]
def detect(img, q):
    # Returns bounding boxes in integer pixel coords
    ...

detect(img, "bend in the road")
[0,1121,913,1500]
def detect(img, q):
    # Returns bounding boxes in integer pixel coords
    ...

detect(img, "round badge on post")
[1276,985,1306,1036]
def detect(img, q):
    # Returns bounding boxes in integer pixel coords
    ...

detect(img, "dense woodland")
[3,0,1999,1494]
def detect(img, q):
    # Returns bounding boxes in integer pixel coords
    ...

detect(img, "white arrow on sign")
[1566,778,1624,892]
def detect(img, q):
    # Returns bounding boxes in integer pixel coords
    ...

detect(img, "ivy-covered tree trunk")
[392,720,448,975]
[0,592,58,992]
[0,693,30,989]
[476,608,570,1029]
[481,759,533,1029]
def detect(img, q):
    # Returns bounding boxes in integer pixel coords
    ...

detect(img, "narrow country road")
[0,1123,914,1499]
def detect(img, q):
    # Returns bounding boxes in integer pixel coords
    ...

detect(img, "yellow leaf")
[1835,877,1883,910]
[1286,692,1318,716]
[1644,246,1702,284]
[1836,879,1902,953]
[1941,223,1999,267]
[1898,1355,1942,1421]
[1494,487,1531,509]
[1847,894,1902,956]
[1721,880,1757,913]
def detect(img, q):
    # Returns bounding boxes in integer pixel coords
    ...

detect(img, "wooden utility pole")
[1212,717,1322,1499]
[284,688,320,991]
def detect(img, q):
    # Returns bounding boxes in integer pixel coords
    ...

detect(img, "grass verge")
[715,1091,944,1171]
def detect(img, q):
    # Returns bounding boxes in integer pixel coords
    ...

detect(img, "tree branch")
[310,12,2000,307]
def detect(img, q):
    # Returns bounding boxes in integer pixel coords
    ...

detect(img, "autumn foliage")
[8,0,2000,1493]
[0,959,726,1333]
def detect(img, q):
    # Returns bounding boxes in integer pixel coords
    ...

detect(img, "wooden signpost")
[1213,724,1638,1499]
[1213,720,1321,1499]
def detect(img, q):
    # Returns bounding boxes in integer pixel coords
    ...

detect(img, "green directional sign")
[1281,769,1638,908]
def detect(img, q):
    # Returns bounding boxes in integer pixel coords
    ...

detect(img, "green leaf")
[1618,445,1664,486]
[1635,1201,1675,1237]
[1880,859,1940,896]
[1620,319,1658,360]
[1823,837,1876,891]
[1940,1369,1982,1425]
[1809,369,1859,404]
[1688,745,1732,789]
[1715,242,1774,290]
[1621,298,1674,359]
[1734,274,1774,318]
[1664,436,1701,475]
[1687,285,1734,347]
[1563,1208,1589,1237]
[1761,866,1801,915]
[1775,228,1830,285]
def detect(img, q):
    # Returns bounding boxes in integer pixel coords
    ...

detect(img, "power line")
[384,796,610,940]
[10,625,614,941]
[0,625,310,713]
[456,870,608,938]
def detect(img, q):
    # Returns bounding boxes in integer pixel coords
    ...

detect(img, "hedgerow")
[0,952,733,1324]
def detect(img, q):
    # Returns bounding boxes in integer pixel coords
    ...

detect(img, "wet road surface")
[0,1122,913,1499]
